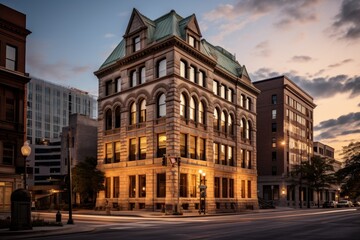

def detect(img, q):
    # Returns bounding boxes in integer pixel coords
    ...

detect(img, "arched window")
[139,99,146,123]
[213,108,219,130]
[158,93,166,117]
[241,118,246,139]
[221,111,226,133]
[115,106,121,128]
[189,97,196,121]
[199,101,205,124]
[228,114,233,135]
[180,60,187,78]
[130,102,136,125]
[158,59,166,78]
[180,94,187,118]
[105,109,112,130]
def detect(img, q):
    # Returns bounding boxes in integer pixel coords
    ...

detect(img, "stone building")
[254,76,316,208]
[94,9,259,213]
[0,4,31,211]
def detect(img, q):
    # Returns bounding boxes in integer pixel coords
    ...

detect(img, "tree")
[336,142,360,199]
[72,157,105,205]
[291,156,335,208]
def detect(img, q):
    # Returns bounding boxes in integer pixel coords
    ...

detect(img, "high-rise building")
[0,4,31,211]
[94,9,259,213]
[254,75,316,208]
[26,77,97,190]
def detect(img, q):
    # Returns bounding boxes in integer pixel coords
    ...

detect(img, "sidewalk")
[0,206,297,239]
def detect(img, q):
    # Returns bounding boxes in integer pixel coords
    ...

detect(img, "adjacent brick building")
[0,4,31,211]
[94,9,260,213]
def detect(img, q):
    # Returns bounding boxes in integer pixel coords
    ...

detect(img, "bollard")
[56,210,62,223]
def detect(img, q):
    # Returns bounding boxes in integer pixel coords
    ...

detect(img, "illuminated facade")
[254,76,316,208]
[94,9,259,213]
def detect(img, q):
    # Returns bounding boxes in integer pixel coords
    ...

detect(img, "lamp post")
[21,141,31,190]
[199,170,206,214]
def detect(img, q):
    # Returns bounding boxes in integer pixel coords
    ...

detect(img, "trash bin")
[10,189,32,231]
[56,210,62,223]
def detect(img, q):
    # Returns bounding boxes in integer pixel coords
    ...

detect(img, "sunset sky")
[2,0,359,160]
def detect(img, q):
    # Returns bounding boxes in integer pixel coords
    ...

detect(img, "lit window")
[199,102,204,124]
[129,138,137,160]
[213,108,219,130]
[189,135,197,159]
[199,138,205,160]
[115,142,121,162]
[157,133,166,157]
[139,100,146,123]
[221,111,226,133]
[272,109,277,119]
[228,115,233,135]
[106,142,113,163]
[189,97,196,121]
[180,94,187,118]
[180,133,187,158]
[139,137,147,160]
[130,102,136,125]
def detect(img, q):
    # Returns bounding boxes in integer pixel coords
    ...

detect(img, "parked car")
[322,201,337,208]
[353,201,360,207]
[337,200,353,208]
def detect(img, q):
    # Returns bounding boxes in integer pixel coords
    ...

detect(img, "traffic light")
[162,155,167,166]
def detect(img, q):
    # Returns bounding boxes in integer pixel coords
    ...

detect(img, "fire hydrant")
[56,210,62,223]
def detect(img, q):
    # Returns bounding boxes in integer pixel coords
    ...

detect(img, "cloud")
[328,58,354,68]
[332,0,360,40]
[290,55,314,63]
[314,112,360,140]
[203,0,321,28]
[251,68,360,99]
[104,33,115,38]
[254,41,271,57]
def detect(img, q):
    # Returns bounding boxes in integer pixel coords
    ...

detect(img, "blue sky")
[2,0,359,159]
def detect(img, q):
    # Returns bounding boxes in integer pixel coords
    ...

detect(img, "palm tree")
[336,142,360,199]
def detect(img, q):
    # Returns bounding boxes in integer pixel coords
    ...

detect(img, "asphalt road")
[23,208,360,240]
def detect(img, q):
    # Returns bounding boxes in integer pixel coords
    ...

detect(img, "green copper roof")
[99,9,244,78]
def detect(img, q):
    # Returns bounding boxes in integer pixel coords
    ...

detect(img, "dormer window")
[133,36,140,52]
[188,36,195,47]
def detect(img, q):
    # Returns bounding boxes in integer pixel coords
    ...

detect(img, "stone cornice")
[0,19,31,37]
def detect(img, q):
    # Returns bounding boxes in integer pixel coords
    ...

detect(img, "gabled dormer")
[124,8,154,55]
[179,14,202,50]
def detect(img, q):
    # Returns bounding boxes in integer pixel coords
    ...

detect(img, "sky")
[2,0,359,160]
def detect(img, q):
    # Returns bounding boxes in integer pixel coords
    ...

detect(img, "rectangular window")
[213,80,219,95]
[189,136,197,159]
[139,137,146,160]
[189,66,195,82]
[198,71,204,87]
[272,151,277,161]
[180,60,186,78]
[228,146,233,166]
[220,85,226,98]
[227,88,233,102]
[105,177,111,198]
[272,94,277,104]
[214,177,220,198]
[131,70,137,87]
[115,78,121,92]
[241,149,245,168]
[180,173,188,197]
[180,133,187,158]
[140,67,146,84]
[272,109,277,119]
[272,166,277,176]
[188,35,195,47]
[129,175,136,198]
[241,94,245,107]
[3,143,14,165]
[272,123,277,132]
[157,173,166,197]
[229,179,234,198]
[114,141,121,162]
[220,144,226,165]
[272,137,277,148]
[241,180,245,198]
[158,59,166,78]
[222,178,228,198]
[247,181,252,198]
[157,133,166,157]
[5,94,15,121]
[247,151,252,169]
[6,45,17,70]
[113,177,119,198]
[105,143,113,163]
[139,175,146,197]
[214,143,219,164]
[129,138,137,160]
[133,36,140,52]
[190,174,197,198]
[199,138,205,160]
[105,81,112,96]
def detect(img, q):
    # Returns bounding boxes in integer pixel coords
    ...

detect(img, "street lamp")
[21,141,31,190]
[199,170,206,214]
[67,129,74,224]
